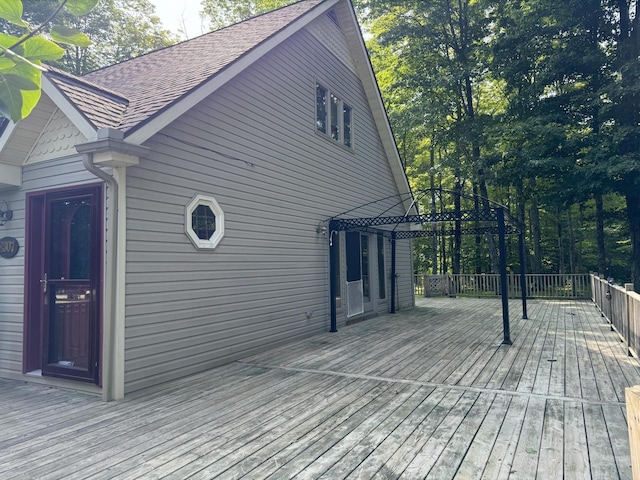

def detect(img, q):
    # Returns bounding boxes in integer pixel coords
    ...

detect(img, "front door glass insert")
[42,192,99,382]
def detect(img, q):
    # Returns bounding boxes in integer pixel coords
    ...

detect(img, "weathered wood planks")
[0,298,637,479]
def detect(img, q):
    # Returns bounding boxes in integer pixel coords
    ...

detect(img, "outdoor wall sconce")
[0,200,12,226]
[316,222,328,236]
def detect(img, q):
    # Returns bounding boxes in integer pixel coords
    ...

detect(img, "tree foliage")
[3,0,179,76]
[0,0,178,122]
[359,0,640,283]
[0,0,97,121]
[200,0,294,30]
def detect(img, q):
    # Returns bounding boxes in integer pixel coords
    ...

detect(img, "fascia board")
[126,0,341,145]
[0,120,16,155]
[42,75,97,140]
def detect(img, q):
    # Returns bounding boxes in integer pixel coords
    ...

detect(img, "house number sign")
[0,237,19,258]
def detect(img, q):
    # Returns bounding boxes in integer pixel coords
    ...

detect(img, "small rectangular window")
[315,83,353,149]
[316,84,327,134]
[343,104,352,148]
[330,94,340,141]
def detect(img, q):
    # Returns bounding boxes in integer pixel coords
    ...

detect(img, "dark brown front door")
[24,185,102,384]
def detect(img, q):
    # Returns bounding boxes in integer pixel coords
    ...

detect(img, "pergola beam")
[330,209,521,232]
[328,205,526,346]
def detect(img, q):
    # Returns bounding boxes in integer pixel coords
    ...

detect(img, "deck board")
[0,298,637,479]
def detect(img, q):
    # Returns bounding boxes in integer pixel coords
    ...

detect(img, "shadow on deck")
[0,298,636,479]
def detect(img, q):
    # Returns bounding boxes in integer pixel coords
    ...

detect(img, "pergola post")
[519,231,528,319]
[497,207,512,345]
[390,231,397,314]
[329,221,338,333]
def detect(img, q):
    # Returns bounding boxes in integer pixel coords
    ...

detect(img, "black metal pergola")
[327,189,529,345]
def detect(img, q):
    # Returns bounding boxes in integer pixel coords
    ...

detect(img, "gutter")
[76,128,150,401]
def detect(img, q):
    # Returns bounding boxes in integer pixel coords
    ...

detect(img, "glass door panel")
[42,191,99,383]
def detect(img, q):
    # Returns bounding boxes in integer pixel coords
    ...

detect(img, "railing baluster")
[414,273,592,299]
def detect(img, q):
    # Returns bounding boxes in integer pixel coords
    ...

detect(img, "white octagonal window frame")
[185,194,225,250]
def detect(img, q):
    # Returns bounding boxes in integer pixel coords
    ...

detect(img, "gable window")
[316,83,353,148]
[343,104,352,148]
[185,194,225,249]
[316,84,327,133]
[330,93,340,140]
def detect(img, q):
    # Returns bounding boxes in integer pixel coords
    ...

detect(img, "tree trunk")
[430,148,438,273]
[478,171,500,273]
[453,177,462,274]
[567,206,576,274]
[473,184,482,274]
[557,206,565,274]
[515,179,527,273]
[440,182,447,274]
[529,179,542,273]
[595,192,606,275]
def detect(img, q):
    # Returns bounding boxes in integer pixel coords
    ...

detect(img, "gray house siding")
[123,25,414,392]
[0,155,103,379]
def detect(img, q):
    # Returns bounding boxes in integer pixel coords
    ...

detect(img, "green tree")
[64,0,178,74]
[486,0,612,274]
[0,0,97,121]
[200,0,294,30]
[3,0,178,76]
[606,0,640,291]
[360,0,503,273]
[0,0,178,122]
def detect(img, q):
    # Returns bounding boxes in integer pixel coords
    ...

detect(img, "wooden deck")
[1,298,638,479]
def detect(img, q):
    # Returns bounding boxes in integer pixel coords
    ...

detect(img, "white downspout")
[78,128,148,401]
[81,153,121,401]
[112,166,126,400]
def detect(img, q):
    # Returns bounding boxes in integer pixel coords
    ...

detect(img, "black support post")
[329,223,338,333]
[390,231,397,314]
[518,232,528,319]
[497,208,512,345]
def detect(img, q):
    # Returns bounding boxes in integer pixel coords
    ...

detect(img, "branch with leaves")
[0,0,98,122]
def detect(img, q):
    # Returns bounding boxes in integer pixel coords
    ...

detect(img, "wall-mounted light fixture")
[0,200,13,226]
[316,222,328,236]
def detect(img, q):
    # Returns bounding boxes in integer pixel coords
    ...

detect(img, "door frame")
[23,184,103,385]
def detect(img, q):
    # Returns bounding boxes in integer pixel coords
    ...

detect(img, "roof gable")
[0,92,87,175]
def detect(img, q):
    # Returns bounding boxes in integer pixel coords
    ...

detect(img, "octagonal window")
[185,194,225,249]
[192,204,216,240]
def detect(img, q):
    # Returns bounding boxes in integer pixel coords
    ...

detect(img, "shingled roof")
[53,0,326,135]
[45,66,129,129]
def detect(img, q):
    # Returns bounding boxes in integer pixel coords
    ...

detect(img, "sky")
[147,0,206,39]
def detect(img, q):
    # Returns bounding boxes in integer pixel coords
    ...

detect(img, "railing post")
[627,284,635,356]
[390,231,397,314]
[626,386,640,479]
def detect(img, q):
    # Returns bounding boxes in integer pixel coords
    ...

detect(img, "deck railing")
[414,273,592,299]
[591,274,640,357]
